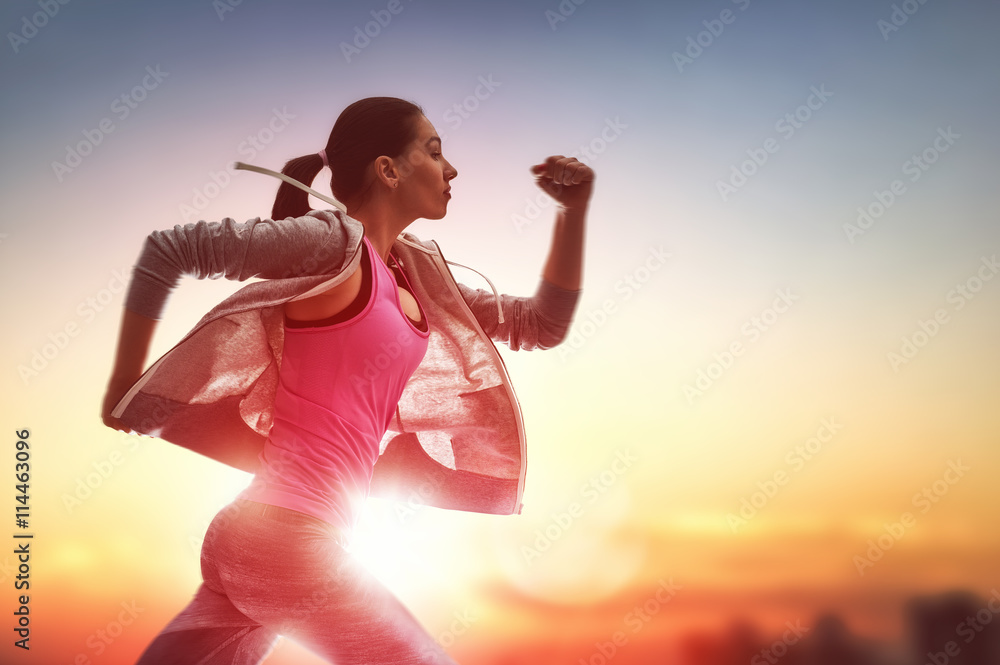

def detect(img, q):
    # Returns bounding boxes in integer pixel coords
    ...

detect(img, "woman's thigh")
[133,582,278,665]
[205,500,458,665]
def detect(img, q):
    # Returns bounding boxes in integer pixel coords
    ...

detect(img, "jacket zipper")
[424,238,528,515]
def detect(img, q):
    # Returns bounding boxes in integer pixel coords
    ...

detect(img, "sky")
[2,0,999,663]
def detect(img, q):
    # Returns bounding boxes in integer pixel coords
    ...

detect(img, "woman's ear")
[373,155,398,189]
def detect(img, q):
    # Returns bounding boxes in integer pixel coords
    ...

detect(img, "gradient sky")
[2,0,999,663]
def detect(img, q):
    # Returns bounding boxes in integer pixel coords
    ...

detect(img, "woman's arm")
[457,278,581,351]
[100,210,364,431]
[102,308,157,433]
[542,205,587,291]
[126,211,361,321]
[457,156,593,351]
[534,155,593,293]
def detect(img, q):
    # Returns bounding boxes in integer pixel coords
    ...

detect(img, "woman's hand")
[531,155,595,212]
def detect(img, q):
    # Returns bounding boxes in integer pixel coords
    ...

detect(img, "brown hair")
[270,96,424,219]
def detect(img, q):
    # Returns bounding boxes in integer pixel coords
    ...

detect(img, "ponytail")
[270,153,325,220]
[269,97,424,220]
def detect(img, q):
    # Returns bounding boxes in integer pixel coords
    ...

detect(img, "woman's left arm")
[458,156,593,351]
[533,155,594,292]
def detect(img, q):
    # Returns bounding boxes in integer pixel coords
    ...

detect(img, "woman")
[101,96,592,664]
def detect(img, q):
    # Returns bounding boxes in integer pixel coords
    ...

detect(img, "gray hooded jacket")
[112,207,581,516]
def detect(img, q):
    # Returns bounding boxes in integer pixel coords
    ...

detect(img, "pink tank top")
[238,235,430,535]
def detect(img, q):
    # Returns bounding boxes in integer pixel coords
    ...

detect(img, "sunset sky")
[2,0,999,663]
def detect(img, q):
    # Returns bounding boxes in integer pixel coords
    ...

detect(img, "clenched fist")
[531,155,594,212]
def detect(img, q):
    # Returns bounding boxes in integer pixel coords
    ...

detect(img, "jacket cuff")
[533,277,581,340]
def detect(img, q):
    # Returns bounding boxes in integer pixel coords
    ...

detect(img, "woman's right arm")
[125,213,359,321]
[101,307,157,433]
[99,211,363,432]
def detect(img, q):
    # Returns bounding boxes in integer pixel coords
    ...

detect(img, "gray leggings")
[134,499,458,665]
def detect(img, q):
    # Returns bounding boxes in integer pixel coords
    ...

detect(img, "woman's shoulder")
[248,209,364,255]
[198,209,362,244]
[280,209,364,234]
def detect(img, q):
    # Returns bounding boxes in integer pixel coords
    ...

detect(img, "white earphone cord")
[232,160,505,324]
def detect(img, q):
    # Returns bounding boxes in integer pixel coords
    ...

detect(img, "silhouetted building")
[906,591,1000,665]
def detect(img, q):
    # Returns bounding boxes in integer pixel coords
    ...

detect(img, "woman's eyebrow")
[426,137,441,147]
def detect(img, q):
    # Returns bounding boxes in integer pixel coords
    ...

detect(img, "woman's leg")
[133,502,281,665]
[133,582,279,665]
[213,500,459,665]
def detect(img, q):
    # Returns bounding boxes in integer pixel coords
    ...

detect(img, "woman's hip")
[200,500,350,591]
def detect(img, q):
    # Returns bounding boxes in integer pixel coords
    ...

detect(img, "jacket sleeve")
[457,277,581,351]
[123,212,359,320]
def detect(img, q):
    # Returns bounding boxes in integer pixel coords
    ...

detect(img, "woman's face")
[394,115,458,220]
